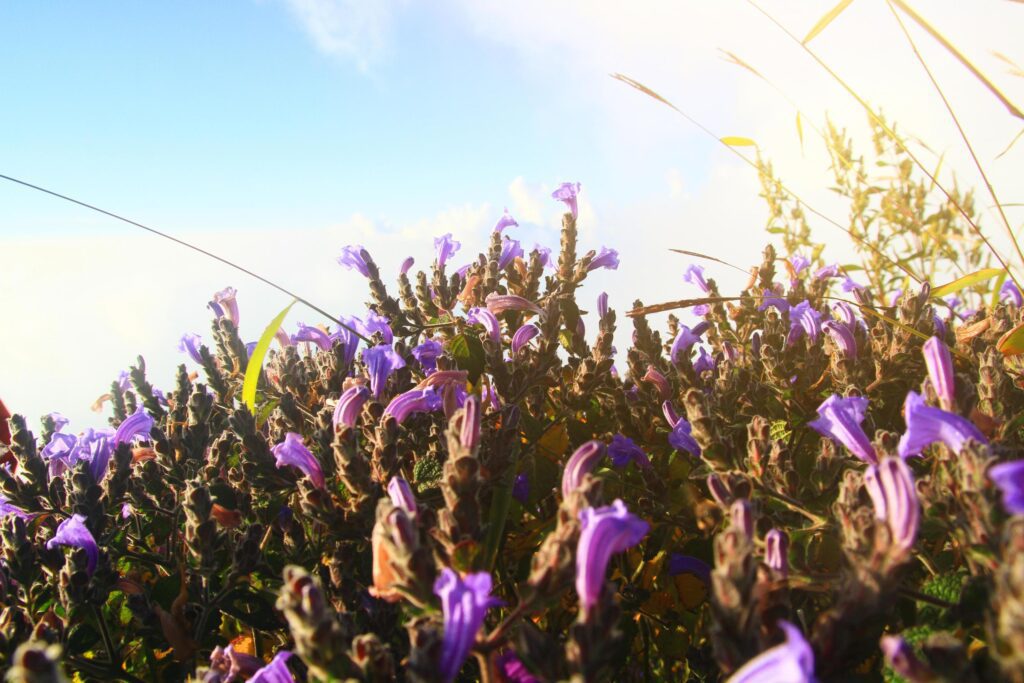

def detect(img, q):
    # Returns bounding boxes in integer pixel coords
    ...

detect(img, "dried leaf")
[803,0,855,44]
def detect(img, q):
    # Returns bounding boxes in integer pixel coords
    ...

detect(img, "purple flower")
[81,427,115,483]
[47,514,99,575]
[355,310,394,345]
[807,395,878,465]
[587,247,620,272]
[0,494,30,520]
[434,568,503,683]
[758,288,790,313]
[864,457,919,552]
[275,327,292,349]
[597,292,609,320]
[333,385,370,428]
[177,333,203,364]
[693,304,711,316]
[387,476,417,515]
[533,244,553,269]
[363,345,406,398]
[1001,280,1022,307]
[485,293,543,316]
[822,320,857,358]
[292,323,333,351]
[121,502,132,519]
[576,500,649,614]
[841,275,866,292]
[337,245,372,277]
[922,336,955,411]
[727,621,815,683]
[460,395,482,451]
[496,650,540,683]
[694,347,716,375]
[400,256,415,275]
[670,322,710,364]
[435,233,462,270]
[498,235,524,270]
[412,339,444,374]
[512,473,530,504]
[48,412,69,432]
[789,254,810,274]
[271,433,326,490]
[669,418,701,457]
[245,341,258,358]
[683,264,709,293]
[41,431,79,478]
[511,323,541,354]
[988,460,1024,515]
[382,388,442,424]
[608,434,651,469]
[641,366,671,401]
[331,319,361,366]
[667,554,711,584]
[562,440,606,498]
[890,289,905,307]
[467,307,501,345]
[897,391,986,458]
[662,400,681,427]
[787,300,822,346]
[208,645,265,682]
[814,263,839,280]
[832,301,857,327]
[765,529,789,577]
[248,651,296,683]
[115,406,154,446]
[494,209,518,233]
[552,181,582,218]
[731,500,754,538]
[210,286,240,326]
[880,635,931,683]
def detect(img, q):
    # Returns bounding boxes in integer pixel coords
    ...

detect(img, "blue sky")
[3,1,1023,427]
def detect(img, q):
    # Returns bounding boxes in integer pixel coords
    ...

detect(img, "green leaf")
[992,271,1009,310]
[998,321,1024,356]
[930,268,1004,298]
[720,136,756,147]
[481,453,518,572]
[803,0,854,44]
[447,333,486,384]
[796,112,805,154]
[242,300,296,413]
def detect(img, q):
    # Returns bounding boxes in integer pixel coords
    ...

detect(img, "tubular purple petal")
[789,300,822,345]
[682,264,709,293]
[333,385,370,428]
[693,347,716,375]
[597,292,609,320]
[814,263,839,280]
[789,254,810,274]
[460,395,482,451]
[499,236,524,270]
[988,460,1024,515]
[485,292,543,316]
[562,440,606,498]
[669,418,701,457]
[576,500,649,614]
[292,323,333,351]
[922,337,955,411]
[467,307,501,345]
[866,457,920,552]
[758,289,790,313]
[114,406,154,446]
[512,473,530,505]
[670,322,709,364]
[880,635,931,683]
[832,302,857,327]
[178,333,204,364]
[387,476,418,515]
[730,500,754,538]
[822,320,857,358]
[552,181,581,218]
[1001,280,1022,307]
[511,323,541,354]
[533,244,553,269]
[412,338,444,374]
[363,345,406,398]
[248,651,296,683]
[400,256,415,275]
[81,428,115,482]
[337,245,372,277]
[211,286,240,326]
[667,554,712,584]
[662,400,681,427]
[47,513,99,575]
[434,568,503,683]
[726,621,815,683]
[383,388,442,425]
[494,208,519,233]
[0,494,30,520]
[271,433,326,490]
[808,395,878,465]
[496,650,540,683]
[434,233,461,270]
[608,434,651,469]
[587,246,620,272]
[641,366,671,401]
[707,473,731,507]
[897,391,987,458]
[765,529,789,577]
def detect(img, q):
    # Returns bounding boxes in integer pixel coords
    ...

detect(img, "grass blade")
[720,136,757,147]
[998,322,1024,356]
[243,300,297,413]
[930,268,1004,298]
[803,0,855,44]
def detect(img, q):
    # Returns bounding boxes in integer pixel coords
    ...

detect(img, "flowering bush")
[3,170,1024,683]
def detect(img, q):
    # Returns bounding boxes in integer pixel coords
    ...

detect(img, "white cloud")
[281,0,403,70]
[508,176,544,225]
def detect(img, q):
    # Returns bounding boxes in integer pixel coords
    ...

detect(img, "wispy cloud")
[282,0,403,71]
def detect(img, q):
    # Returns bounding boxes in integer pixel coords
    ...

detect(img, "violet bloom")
[248,651,296,683]
[552,181,582,218]
[832,301,857,328]
[841,275,865,292]
[485,293,543,316]
[271,433,326,490]
[932,315,947,340]
[764,529,789,578]
[789,254,810,274]
[81,427,115,483]
[363,345,406,398]
[274,327,292,349]
[400,256,415,275]
[608,434,651,469]
[642,366,671,401]
[807,395,878,465]
[208,645,265,682]
[726,621,815,683]
[511,323,541,354]
[387,476,417,515]
[683,264,709,293]
[787,300,822,346]
[460,395,482,451]
[47,513,99,575]
[533,244,553,269]
[435,233,461,270]
[412,338,444,374]
[822,320,857,359]
[662,400,681,427]
[576,500,649,614]
[512,473,530,505]
[333,385,370,428]
[498,235,524,270]
[880,635,931,683]
[922,336,955,411]
[670,322,710,364]
[597,292,609,320]
[814,263,839,280]
[434,568,503,683]
[989,460,1024,515]
[467,307,501,345]
[897,391,986,458]
[757,288,790,313]
[356,310,394,345]
[667,554,712,585]
[331,319,361,366]
[494,209,518,233]
[693,304,711,316]
[562,440,607,498]
[115,406,154,446]
[382,388,442,424]
[587,246,620,272]
[210,286,240,327]
[668,418,701,457]
[245,341,258,358]
[292,323,333,351]
[863,457,919,552]
[41,431,79,478]
[694,347,716,375]
[337,244,372,277]
[0,494,30,520]
[1001,280,1022,307]
[496,650,540,683]
[177,333,204,364]
[889,289,904,307]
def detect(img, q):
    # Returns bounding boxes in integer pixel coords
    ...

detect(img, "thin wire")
[0,172,369,342]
